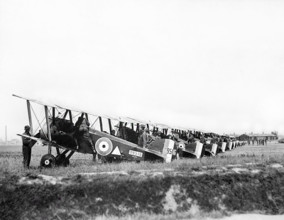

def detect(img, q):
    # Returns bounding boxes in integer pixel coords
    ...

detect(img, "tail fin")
[212,143,218,156]
[228,142,232,150]
[222,142,226,152]
[194,142,203,159]
[162,139,175,163]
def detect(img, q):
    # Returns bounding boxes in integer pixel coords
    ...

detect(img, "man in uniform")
[22,125,32,168]
[138,124,148,148]
[77,118,97,161]
[187,131,195,143]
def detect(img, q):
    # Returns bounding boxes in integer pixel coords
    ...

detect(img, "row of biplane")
[14,94,246,168]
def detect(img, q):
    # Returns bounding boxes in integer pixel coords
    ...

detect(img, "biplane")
[229,136,241,148]
[214,134,227,154]
[13,94,175,167]
[221,135,233,151]
[121,121,180,160]
[200,132,219,157]
[157,124,204,159]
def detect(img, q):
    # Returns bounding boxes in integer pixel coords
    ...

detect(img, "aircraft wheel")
[40,154,56,168]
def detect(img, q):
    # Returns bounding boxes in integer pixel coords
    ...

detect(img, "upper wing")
[118,116,154,126]
[12,94,56,108]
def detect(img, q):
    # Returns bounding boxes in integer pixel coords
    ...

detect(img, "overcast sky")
[1,0,284,140]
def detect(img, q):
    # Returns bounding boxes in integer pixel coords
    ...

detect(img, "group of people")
[248,138,268,145]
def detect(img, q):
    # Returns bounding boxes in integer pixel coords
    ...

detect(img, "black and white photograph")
[0,0,284,219]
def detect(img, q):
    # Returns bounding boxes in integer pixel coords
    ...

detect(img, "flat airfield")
[0,142,284,220]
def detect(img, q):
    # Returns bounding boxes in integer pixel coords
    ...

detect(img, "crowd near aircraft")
[13,94,246,168]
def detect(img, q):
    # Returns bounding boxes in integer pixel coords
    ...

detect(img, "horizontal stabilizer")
[17,134,77,152]
[17,134,44,143]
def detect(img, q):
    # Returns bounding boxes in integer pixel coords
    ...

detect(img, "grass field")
[1,143,284,220]
[1,142,284,177]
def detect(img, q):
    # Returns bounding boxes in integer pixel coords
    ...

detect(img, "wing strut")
[85,113,89,123]
[91,117,99,128]
[26,100,34,135]
[108,119,112,134]
[63,110,68,119]
[52,107,60,155]
[52,107,55,124]
[44,105,52,154]
[99,116,103,132]
[69,110,73,123]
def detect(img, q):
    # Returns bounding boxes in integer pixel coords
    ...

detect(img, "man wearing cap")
[22,125,32,168]
[138,124,148,148]
[78,118,97,160]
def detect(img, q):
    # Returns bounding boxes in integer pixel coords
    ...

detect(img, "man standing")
[144,127,152,146]
[22,125,32,168]
[138,124,144,147]
[77,118,97,161]
[138,124,148,148]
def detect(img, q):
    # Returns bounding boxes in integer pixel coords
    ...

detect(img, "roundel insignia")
[95,137,113,156]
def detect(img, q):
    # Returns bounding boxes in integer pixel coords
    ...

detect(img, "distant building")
[238,133,277,141]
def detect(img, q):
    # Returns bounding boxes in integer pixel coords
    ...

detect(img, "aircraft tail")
[212,143,218,156]
[147,138,174,163]
[221,142,226,152]
[194,142,203,159]
[162,139,175,163]
[228,142,233,150]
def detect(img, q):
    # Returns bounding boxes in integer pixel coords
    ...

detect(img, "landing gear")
[40,150,74,168]
[40,154,56,168]
[55,154,70,167]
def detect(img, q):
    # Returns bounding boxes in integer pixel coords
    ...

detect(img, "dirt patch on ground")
[1,163,284,220]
